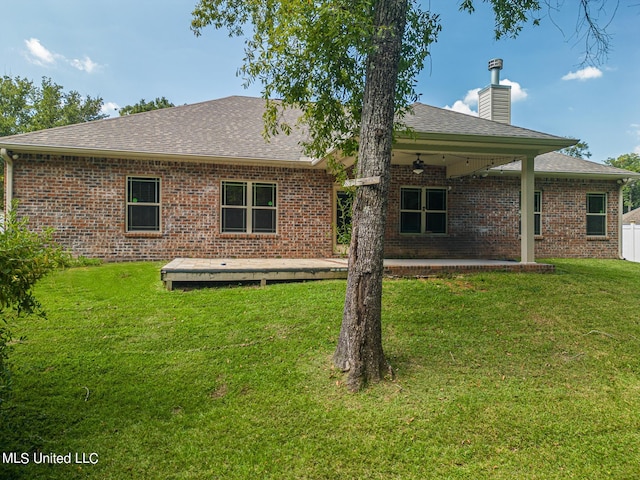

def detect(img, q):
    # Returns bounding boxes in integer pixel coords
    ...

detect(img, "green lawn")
[1,259,640,479]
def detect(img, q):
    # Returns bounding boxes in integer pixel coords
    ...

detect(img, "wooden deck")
[161,258,554,290]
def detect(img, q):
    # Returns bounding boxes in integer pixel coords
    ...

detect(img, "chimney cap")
[488,58,503,71]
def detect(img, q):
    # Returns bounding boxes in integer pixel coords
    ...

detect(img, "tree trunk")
[333,0,408,392]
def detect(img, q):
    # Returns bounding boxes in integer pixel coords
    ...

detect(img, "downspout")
[1,148,14,218]
[618,181,625,260]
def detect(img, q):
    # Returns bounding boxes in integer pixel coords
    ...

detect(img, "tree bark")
[333,0,408,392]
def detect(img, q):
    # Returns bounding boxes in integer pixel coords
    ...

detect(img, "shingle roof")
[491,151,640,179]
[623,207,640,224]
[403,103,571,141]
[0,96,311,162]
[0,96,578,163]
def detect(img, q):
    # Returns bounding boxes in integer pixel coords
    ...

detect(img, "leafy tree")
[0,75,107,137]
[0,75,106,208]
[0,206,69,406]
[118,97,175,116]
[560,140,592,159]
[605,153,640,211]
[192,0,615,391]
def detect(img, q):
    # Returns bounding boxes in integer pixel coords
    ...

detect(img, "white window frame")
[586,192,607,236]
[126,176,161,233]
[519,190,542,236]
[400,186,448,235]
[221,180,277,234]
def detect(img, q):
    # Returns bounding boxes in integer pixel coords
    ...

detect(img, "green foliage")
[0,75,107,137]
[0,206,69,406]
[118,97,175,116]
[560,140,592,159]
[459,0,542,39]
[192,0,441,158]
[605,153,640,211]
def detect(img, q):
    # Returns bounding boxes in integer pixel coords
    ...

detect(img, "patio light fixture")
[412,153,424,174]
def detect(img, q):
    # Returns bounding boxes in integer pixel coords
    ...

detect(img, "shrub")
[0,205,69,406]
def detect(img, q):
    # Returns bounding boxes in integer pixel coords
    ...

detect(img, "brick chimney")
[478,58,511,124]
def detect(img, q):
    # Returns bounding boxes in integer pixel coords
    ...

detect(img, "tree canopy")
[560,140,592,159]
[192,0,442,158]
[118,97,175,116]
[606,153,640,211]
[0,75,107,137]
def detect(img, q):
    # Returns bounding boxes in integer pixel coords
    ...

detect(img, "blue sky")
[2,1,639,161]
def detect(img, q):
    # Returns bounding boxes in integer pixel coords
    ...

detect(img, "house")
[623,207,640,225]
[2,60,639,263]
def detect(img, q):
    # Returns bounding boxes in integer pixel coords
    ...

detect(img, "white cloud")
[561,66,603,81]
[71,56,100,73]
[444,100,478,116]
[100,102,120,116]
[501,79,528,102]
[25,38,61,66]
[444,79,526,116]
[24,38,102,73]
[462,88,481,107]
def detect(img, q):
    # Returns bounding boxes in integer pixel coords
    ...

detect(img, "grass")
[1,259,640,479]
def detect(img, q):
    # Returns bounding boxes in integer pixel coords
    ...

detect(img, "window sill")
[586,235,610,241]
[219,233,278,238]
[124,231,163,238]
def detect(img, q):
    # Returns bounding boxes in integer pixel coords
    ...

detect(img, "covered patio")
[160,257,554,290]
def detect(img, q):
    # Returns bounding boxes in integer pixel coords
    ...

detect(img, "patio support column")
[521,154,536,263]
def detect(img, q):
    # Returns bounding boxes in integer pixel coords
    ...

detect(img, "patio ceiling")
[391,132,576,178]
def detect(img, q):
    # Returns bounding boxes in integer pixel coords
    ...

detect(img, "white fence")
[622,224,640,262]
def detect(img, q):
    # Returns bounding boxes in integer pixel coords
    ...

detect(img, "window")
[587,193,607,236]
[335,190,353,246]
[127,177,160,232]
[222,181,277,233]
[519,191,542,236]
[400,187,447,234]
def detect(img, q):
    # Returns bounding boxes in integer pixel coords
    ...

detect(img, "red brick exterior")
[386,164,621,259]
[11,155,335,261]
[9,155,622,261]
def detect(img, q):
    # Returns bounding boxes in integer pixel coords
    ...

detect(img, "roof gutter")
[0,143,320,169]
[1,148,16,217]
[619,183,625,260]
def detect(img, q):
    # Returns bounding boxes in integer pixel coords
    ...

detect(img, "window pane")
[223,182,246,206]
[400,212,421,233]
[401,189,421,211]
[222,208,246,232]
[587,216,606,236]
[253,209,276,233]
[426,213,446,234]
[254,183,276,207]
[534,214,541,236]
[128,205,159,231]
[336,191,352,245]
[534,192,541,213]
[426,189,446,211]
[587,194,605,214]
[129,178,159,203]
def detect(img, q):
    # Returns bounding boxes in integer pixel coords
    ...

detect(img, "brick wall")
[13,155,335,261]
[385,165,621,259]
[12,156,622,261]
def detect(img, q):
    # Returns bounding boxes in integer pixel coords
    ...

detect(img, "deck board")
[161,258,554,289]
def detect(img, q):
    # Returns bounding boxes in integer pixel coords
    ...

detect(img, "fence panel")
[622,224,640,262]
